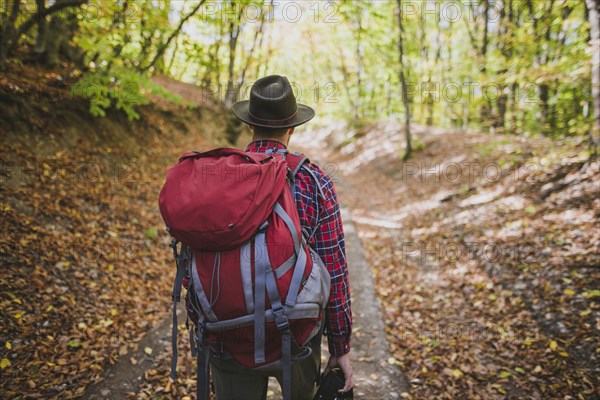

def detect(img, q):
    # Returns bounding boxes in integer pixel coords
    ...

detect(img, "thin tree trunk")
[44,11,68,67]
[585,0,600,156]
[225,2,244,107]
[256,17,273,79]
[236,2,268,99]
[166,38,179,76]
[510,82,518,134]
[141,0,205,73]
[15,0,86,39]
[481,0,491,129]
[33,0,47,55]
[0,0,21,71]
[526,0,555,136]
[0,0,87,71]
[397,0,412,160]
[337,47,358,120]
[355,5,363,122]
[225,22,239,106]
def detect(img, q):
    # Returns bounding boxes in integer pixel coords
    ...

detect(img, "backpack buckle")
[170,239,179,260]
[195,320,206,348]
[272,307,290,331]
[276,318,290,332]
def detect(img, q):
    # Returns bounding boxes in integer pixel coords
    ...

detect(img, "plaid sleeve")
[305,165,352,356]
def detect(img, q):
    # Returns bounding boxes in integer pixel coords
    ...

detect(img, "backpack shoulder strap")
[285,151,310,177]
[284,152,329,243]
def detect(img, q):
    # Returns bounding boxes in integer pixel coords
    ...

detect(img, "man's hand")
[323,353,355,393]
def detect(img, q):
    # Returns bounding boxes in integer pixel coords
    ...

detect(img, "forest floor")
[1,60,599,400]
[0,60,229,399]
[294,123,599,400]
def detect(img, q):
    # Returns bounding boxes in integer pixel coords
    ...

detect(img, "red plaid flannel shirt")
[245,140,352,356]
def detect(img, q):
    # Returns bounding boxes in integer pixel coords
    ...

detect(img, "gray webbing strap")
[274,253,295,279]
[254,230,269,364]
[273,203,307,307]
[264,247,292,400]
[286,244,307,307]
[265,259,285,323]
[240,241,254,313]
[301,165,326,199]
[281,331,292,400]
[196,347,210,400]
[190,256,218,321]
[289,156,307,197]
[170,241,188,380]
[170,300,179,380]
[274,203,300,252]
[291,156,308,176]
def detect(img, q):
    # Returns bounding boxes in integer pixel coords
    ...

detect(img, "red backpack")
[158,148,331,400]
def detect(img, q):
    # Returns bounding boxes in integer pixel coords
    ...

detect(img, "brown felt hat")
[232,75,315,129]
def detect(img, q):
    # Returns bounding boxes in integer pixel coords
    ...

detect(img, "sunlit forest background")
[1,1,599,399]
[2,0,598,142]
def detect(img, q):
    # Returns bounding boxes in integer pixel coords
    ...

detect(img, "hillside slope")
[0,64,230,399]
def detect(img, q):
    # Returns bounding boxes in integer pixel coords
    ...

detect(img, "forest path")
[82,208,410,399]
[82,210,409,399]
[292,124,599,399]
[81,132,410,399]
[266,207,411,399]
[327,207,411,398]
[84,121,598,399]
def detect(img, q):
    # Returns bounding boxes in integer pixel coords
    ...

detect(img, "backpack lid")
[159,148,288,251]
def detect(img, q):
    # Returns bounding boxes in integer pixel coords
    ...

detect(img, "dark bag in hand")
[313,368,354,400]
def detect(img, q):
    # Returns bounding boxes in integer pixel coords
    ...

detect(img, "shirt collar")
[245,139,288,153]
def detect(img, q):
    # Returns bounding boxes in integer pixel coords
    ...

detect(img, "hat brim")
[231,100,315,129]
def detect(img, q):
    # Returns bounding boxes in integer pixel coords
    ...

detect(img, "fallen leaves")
[0,132,210,398]
[316,125,600,399]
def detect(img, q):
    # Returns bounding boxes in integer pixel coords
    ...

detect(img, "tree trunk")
[0,0,86,71]
[225,16,241,107]
[480,0,491,129]
[496,91,507,134]
[166,38,179,76]
[539,83,550,135]
[337,47,358,122]
[236,4,267,100]
[33,0,47,56]
[585,0,600,156]
[510,82,518,134]
[355,6,363,123]
[397,0,412,160]
[0,0,21,71]
[141,0,205,73]
[44,13,68,68]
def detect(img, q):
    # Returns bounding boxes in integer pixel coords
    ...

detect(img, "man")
[209,75,354,399]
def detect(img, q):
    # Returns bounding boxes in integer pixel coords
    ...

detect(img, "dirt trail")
[293,124,599,399]
[81,207,409,399]
[80,132,409,399]
[337,207,410,398]
[83,310,176,399]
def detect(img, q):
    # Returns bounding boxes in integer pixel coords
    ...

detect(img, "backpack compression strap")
[170,241,210,399]
[169,240,189,380]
